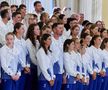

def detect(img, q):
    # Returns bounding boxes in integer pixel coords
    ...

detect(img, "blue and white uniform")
[26,39,40,90]
[14,36,29,90]
[63,51,79,90]
[36,47,55,90]
[0,45,22,90]
[50,36,64,90]
[86,46,104,90]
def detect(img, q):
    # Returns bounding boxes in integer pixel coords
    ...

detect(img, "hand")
[86,78,89,85]
[99,70,106,77]
[24,67,30,74]
[49,80,54,86]
[81,76,85,83]
[92,72,96,80]
[63,75,67,84]
[11,75,19,81]
[76,74,80,81]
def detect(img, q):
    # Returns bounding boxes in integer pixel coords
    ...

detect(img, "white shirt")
[64,51,79,77]
[26,39,40,66]
[14,36,29,68]
[0,45,21,77]
[86,46,103,73]
[0,20,9,44]
[36,47,55,81]
[50,36,64,74]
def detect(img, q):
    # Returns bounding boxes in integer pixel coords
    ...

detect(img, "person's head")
[85,22,93,30]
[41,25,52,35]
[73,38,81,51]
[69,18,78,29]
[51,15,58,23]
[95,20,103,30]
[10,5,18,14]
[40,34,51,54]
[40,12,49,23]
[52,23,64,36]
[26,24,40,47]
[81,33,91,46]
[12,12,22,24]
[0,1,9,11]
[13,22,24,36]
[100,28,108,39]
[90,24,99,36]
[82,20,89,27]
[100,38,108,50]
[71,13,80,22]
[70,25,80,37]
[81,28,90,37]
[0,9,10,20]
[53,8,61,17]
[58,14,67,24]
[5,32,14,46]
[18,4,26,19]
[89,35,102,47]
[46,19,53,29]
[34,1,42,13]
[63,39,75,52]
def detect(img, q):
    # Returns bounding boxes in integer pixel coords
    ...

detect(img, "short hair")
[34,1,41,6]
[0,1,9,8]
[19,4,26,10]
[12,11,21,18]
[59,14,65,20]
[13,23,23,34]
[5,32,14,39]
[11,5,18,9]
[52,23,63,29]
[0,9,8,18]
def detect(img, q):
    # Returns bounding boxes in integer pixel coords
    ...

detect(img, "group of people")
[0,1,108,90]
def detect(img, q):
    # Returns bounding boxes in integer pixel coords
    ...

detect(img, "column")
[92,0,102,22]
[79,0,92,22]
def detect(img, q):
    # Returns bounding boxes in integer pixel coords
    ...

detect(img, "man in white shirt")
[32,1,42,22]
[0,9,10,45]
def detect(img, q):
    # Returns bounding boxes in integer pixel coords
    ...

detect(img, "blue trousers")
[96,75,103,90]
[38,80,51,90]
[30,64,38,90]
[52,74,62,90]
[76,81,83,90]
[18,72,26,90]
[63,84,76,90]
[2,79,19,90]
[101,76,108,90]
[88,75,97,90]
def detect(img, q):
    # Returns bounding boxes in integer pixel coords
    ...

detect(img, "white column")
[92,0,102,22]
[79,0,92,22]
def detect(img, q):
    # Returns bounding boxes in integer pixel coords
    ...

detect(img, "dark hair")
[0,1,9,8]
[13,22,23,34]
[100,38,108,50]
[26,24,39,47]
[63,39,75,52]
[12,11,21,18]
[40,34,51,54]
[32,14,37,18]
[81,33,89,39]
[5,32,14,39]
[89,35,100,46]
[59,14,65,20]
[34,1,41,6]
[0,9,8,18]
[11,5,18,9]
[82,20,89,26]
[19,4,26,10]
[52,22,63,29]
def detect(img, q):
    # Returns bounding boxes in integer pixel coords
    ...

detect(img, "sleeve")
[36,49,52,81]
[0,50,14,76]
[64,53,77,77]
